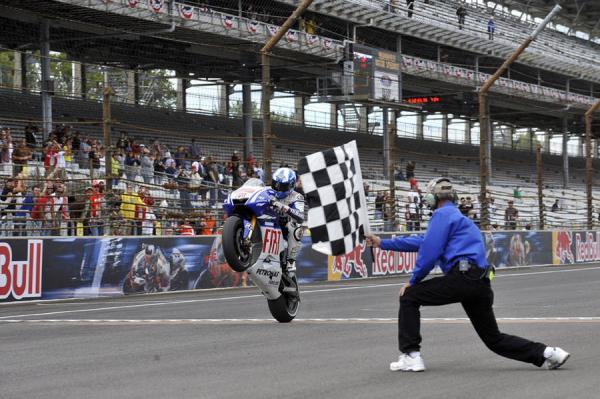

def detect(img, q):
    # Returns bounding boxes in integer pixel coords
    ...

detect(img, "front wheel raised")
[222,215,252,272]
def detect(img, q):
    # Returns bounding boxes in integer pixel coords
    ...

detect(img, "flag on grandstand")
[147,0,163,13]
[178,4,194,20]
[322,38,332,50]
[198,6,210,13]
[306,34,319,46]
[297,141,371,256]
[267,25,279,36]
[285,30,299,43]
[222,15,235,29]
[127,0,139,7]
[247,20,259,34]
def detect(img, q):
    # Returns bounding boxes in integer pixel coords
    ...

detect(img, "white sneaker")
[543,347,570,370]
[390,353,426,372]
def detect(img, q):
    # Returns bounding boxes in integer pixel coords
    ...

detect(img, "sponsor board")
[553,230,600,264]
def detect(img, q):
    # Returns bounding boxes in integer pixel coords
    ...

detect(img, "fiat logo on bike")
[262,228,282,256]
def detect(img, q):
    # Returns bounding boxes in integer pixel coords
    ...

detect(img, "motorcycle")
[222,178,300,322]
[122,244,171,294]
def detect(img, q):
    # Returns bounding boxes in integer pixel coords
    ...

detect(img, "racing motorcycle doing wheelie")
[222,178,300,322]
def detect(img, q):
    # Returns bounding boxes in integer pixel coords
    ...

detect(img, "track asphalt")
[2,264,599,399]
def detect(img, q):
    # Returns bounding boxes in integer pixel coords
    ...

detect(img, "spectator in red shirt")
[29,186,44,236]
[178,219,195,236]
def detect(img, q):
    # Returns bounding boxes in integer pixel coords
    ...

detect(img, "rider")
[270,167,305,274]
[133,244,159,284]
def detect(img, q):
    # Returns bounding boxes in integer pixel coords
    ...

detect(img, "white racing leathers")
[277,190,305,266]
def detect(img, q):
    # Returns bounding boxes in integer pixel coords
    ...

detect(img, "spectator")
[409,177,419,191]
[456,3,467,30]
[199,212,216,235]
[394,165,405,181]
[178,219,195,236]
[136,186,153,235]
[140,149,154,184]
[125,151,141,181]
[52,183,70,236]
[17,185,36,237]
[189,162,203,200]
[29,186,44,236]
[458,197,469,216]
[513,186,522,202]
[25,123,39,153]
[551,199,560,212]
[375,191,385,222]
[189,138,201,159]
[408,196,421,231]
[363,182,370,197]
[207,156,220,207]
[504,200,518,230]
[1,178,19,235]
[116,132,130,153]
[405,160,415,180]
[78,137,90,168]
[404,204,411,231]
[383,192,395,232]
[487,16,496,40]
[12,139,32,176]
[406,0,414,18]
[43,140,59,175]
[0,128,13,171]
[173,145,188,169]
[176,166,192,211]
[120,184,143,235]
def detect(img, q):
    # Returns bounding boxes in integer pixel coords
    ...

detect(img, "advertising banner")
[0,235,325,302]
[553,230,600,265]
[327,230,554,281]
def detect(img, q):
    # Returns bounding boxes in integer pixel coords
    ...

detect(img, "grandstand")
[0,0,599,237]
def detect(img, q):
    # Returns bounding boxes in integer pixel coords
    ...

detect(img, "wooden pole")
[260,0,314,184]
[478,5,561,230]
[584,99,600,229]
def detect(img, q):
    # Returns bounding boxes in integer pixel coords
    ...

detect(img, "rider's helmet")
[271,167,296,200]
[170,248,185,268]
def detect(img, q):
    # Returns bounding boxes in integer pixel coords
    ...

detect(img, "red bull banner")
[328,230,556,281]
[553,230,600,264]
[328,234,417,281]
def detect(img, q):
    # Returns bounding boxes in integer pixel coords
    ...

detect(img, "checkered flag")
[298,141,371,256]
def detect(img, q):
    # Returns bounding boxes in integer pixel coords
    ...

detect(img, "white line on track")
[1,317,599,325]
[1,265,600,320]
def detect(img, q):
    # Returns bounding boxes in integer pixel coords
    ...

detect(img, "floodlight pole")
[584,99,600,229]
[478,4,561,230]
[261,0,314,184]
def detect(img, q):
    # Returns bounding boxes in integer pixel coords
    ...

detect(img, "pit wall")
[0,230,594,301]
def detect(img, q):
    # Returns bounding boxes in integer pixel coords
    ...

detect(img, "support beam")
[330,103,338,129]
[416,113,424,140]
[13,51,26,91]
[562,118,569,188]
[441,114,449,142]
[293,95,305,126]
[544,132,551,153]
[382,108,389,179]
[464,119,472,144]
[359,106,368,133]
[40,20,52,138]
[72,62,83,98]
[242,83,253,163]
[219,84,230,117]
[584,99,600,229]
[477,4,561,230]
[127,71,138,105]
[176,78,187,111]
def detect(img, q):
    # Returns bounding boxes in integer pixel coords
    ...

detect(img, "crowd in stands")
[0,122,270,238]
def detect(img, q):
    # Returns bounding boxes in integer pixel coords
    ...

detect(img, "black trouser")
[398,266,547,367]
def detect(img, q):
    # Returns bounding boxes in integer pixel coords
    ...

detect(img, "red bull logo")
[0,240,43,300]
[332,244,368,278]
[555,231,574,264]
[575,232,600,262]
[372,248,416,275]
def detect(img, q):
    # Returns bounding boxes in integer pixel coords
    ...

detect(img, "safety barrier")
[0,229,597,301]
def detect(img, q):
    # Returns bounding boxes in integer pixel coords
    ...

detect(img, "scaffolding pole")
[261,0,314,184]
[103,87,113,185]
[584,99,600,229]
[478,4,561,230]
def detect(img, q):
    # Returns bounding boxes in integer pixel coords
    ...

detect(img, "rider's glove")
[271,200,288,216]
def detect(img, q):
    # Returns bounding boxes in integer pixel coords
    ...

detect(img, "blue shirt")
[380,202,487,285]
